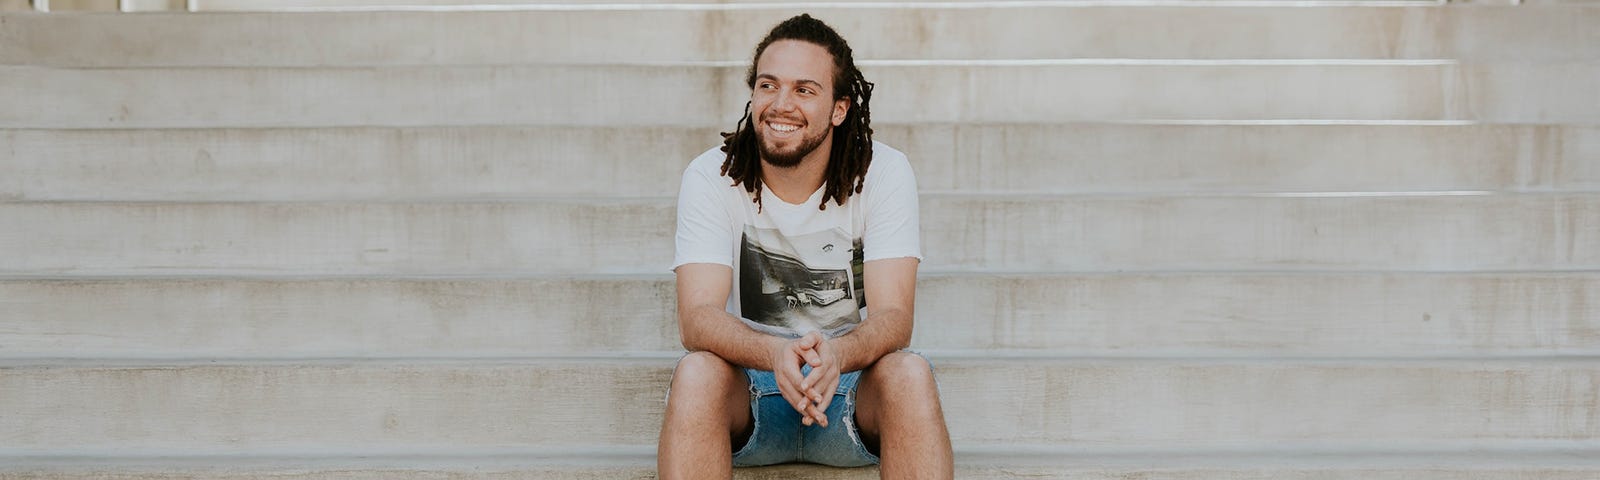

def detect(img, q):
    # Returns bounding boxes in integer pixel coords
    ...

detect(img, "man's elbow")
[679,331,708,353]
[676,309,707,352]
[888,308,915,350]
[888,333,912,352]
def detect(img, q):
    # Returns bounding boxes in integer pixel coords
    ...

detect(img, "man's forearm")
[830,306,913,373]
[680,305,787,371]
[681,304,913,374]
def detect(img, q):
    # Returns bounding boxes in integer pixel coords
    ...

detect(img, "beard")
[755,117,830,169]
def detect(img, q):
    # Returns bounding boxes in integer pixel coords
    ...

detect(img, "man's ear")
[831,98,849,126]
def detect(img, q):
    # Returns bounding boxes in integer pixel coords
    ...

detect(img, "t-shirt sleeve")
[673,162,735,270]
[863,151,922,263]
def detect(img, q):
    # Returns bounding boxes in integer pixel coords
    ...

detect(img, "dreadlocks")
[719,14,875,212]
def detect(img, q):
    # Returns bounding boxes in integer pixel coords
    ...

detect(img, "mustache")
[759,113,806,125]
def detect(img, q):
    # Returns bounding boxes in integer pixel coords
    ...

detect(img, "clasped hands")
[770,331,842,427]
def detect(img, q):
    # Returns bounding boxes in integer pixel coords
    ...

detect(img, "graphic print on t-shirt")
[739,225,866,337]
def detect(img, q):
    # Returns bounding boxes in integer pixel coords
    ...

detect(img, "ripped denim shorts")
[730,365,879,467]
[665,351,937,468]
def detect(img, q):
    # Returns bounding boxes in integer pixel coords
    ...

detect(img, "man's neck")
[761,152,829,206]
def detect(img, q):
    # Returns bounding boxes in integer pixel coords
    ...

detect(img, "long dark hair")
[719,14,875,211]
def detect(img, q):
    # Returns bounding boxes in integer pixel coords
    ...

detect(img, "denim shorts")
[730,365,880,467]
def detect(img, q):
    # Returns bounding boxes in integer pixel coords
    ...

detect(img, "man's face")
[751,40,850,169]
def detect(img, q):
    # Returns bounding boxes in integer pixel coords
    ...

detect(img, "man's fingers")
[780,362,807,390]
[802,400,828,428]
[801,347,839,401]
[778,345,808,390]
[774,345,813,415]
[775,334,837,426]
[776,374,810,416]
[813,396,834,420]
[802,366,840,428]
[797,332,819,350]
[802,364,828,400]
[806,369,839,412]
[813,375,841,415]
[783,379,811,415]
[802,348,822,368]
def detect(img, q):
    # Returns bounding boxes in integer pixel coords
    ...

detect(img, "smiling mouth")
[765,120,802,134]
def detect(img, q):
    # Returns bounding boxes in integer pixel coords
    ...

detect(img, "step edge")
[3,352,1599,368]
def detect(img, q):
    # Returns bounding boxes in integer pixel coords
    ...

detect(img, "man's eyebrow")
[755,73,826,90]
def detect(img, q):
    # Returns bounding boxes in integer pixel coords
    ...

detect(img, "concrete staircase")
[3,2,1599,478]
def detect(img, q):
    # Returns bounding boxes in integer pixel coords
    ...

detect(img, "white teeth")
[768,122,799,133]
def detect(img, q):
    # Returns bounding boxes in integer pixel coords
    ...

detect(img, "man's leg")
[854,351,953,480]
[658,351,754,480]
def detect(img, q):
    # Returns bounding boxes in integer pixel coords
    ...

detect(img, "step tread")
[3,271,1595,358]
[4,353,1600,367]
[5,5,1596,66]
[3,194,1595,274]
[7,444,1600,469]
[6,62,1597,127]
[6,124,1599,201]
[3,357,1594,446]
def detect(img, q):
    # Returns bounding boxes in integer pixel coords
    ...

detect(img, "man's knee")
[872,351,936,392]
[670,351,739,396]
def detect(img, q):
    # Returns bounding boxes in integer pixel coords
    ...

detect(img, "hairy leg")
[658,351,754,480]
[854,352,953,480]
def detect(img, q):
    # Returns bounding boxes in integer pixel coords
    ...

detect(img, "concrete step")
[16,0,1456,13]
[2,194,1594,275]
[6,124,1598,202]
[1,357,1595,448]
[920,193,1598,272]
[6,445,1600,479]
[5,62,1598,128]
[5,6,1597,66]
[184,0,1449,12]
[2,273,1596,358]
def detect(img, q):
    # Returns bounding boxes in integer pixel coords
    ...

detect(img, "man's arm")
[675,262,786,370]
[676,262,835,424]
[795,256,918,419]
[830,257,918,372]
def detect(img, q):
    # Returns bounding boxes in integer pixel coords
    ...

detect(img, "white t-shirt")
[673,141,922,339]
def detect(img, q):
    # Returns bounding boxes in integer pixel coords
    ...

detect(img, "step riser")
[4,8,1598,66]
[6,63,1598,128]
[2,362,1594,447]
[5,125,1598,201]
[5,195,1593,274]
[0,277,680,357]
[922,194,1600,272]
[0,127,711,201]
[0,201,674,275]
[7,466,1600,480]
[2,274,1595,357]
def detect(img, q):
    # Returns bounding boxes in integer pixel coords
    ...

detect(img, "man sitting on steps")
[658,13,954,480]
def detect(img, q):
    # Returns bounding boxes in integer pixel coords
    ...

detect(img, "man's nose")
[771,89,798,112]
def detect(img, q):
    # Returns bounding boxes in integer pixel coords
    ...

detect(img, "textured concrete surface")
[4,1,1595,477]
[7,194,1594,275]
[918,193,1600,272]
[1,359,1596,448]
[5,62,1600,128]
[4,7,1598,66]
[2,273,1596,358]
[5,124,1599,201]
[6,448,1600,479]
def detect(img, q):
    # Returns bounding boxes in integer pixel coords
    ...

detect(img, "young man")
[658,14,954,480]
